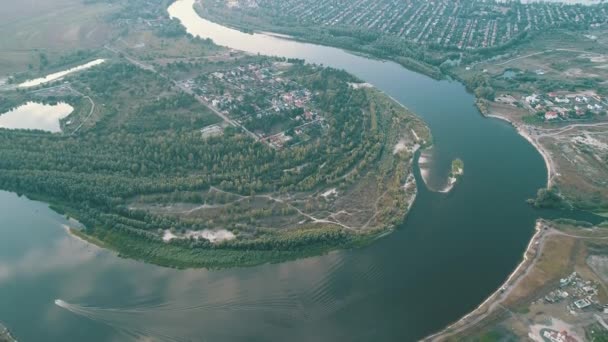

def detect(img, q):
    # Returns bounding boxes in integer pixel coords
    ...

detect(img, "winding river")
[0,1,599,341]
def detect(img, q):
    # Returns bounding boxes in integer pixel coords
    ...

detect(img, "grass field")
[0,0,118,76]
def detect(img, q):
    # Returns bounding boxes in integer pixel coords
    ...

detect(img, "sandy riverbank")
[424,220,546,341]
[62,224,104,251]
[485,113,554,188]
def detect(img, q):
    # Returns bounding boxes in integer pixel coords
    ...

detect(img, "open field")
[0,0,118,76]
[429,220,608,341]
[112,29,228,66]
[540,125,608,211]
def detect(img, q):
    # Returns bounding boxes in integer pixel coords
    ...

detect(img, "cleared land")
[0,0,117,76]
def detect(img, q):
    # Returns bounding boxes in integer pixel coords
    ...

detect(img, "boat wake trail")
[55,299,190,342]
[52,257,361,341]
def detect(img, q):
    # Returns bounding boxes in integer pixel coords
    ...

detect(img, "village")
[519,91,607,122]
[177,60,327,148]
[524,270,608,342]
[218,0,608,50]
[542,272,602,313]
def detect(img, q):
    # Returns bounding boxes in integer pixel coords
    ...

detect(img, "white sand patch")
[418,151,432,165]
[393,140,419,155]
[410,129,420,141]
[572,133,608,151]
[348,82,374,89]
[438,177,457,193]
[393,139,407,154]
[162,229,235,243]
[321,188,338,198]
[419,168,431,185]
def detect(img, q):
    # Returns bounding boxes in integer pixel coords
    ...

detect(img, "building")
[574,298,591,309]
[545,111,558,120]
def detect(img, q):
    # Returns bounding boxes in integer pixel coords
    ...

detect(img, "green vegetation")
[587,323,608,342]
[0,48,429,268]
[450,158,464,178]
[528,188,565,209]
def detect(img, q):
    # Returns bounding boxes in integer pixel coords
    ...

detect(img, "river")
[0,0,596,341]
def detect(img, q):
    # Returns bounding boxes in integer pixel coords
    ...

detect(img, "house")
[574,298,591,309]
[525,94,538,104]
[554,97,570,104]
[545,111,558,120]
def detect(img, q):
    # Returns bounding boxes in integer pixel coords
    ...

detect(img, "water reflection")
[0,102,73,132]
[0,1,571,340]
[18,59,105,88]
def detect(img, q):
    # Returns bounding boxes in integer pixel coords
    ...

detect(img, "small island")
[440,158,464,193]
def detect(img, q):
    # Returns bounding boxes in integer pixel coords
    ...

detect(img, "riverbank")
[193,0,445,80]
[484,113,554,189]
[0,321,16,342]
[424,220,546,341]
[429,220,608,341]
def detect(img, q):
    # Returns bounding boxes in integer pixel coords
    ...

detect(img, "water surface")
[0,1,574,341]
[0,102,73,132]
[18,59,105,88]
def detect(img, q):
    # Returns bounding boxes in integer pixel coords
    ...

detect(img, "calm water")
[0,1,577,341]
[0,102,73,132]
[18,59,105,88]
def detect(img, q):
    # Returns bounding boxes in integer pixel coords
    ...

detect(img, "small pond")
[0,102,74,132]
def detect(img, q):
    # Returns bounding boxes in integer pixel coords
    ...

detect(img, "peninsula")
[0,17,430,268]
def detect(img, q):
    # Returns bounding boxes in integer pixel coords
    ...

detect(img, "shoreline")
[424,220,546,341]
[62,224,105,251]
[424,111,557,340]
[192,0,445,80]
[485,113,554,189]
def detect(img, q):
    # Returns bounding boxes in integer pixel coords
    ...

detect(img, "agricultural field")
[0,0,118,76]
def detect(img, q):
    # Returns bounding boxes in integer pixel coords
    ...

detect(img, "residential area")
[216,0,608,50]
[498,91,607,122]
[177,60,327,148]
